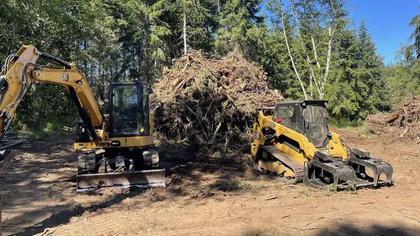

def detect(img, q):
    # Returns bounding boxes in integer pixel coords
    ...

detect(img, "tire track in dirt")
[2,131,420,235]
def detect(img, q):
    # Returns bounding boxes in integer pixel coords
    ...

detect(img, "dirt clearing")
[0,130,420,236]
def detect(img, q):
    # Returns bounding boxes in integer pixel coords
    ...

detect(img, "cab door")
[109,82,149,137]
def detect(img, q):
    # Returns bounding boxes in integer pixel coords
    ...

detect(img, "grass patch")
[329,117,364,129]
[211,179,241,191]
[17,128,71,140]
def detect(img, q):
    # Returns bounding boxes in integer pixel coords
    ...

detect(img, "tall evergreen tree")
[354,20,388,116]
[174,0,216,55]
[324,29,359,119]
[325,21,387,120]
[215,0,265,60]
[407,6,420,60]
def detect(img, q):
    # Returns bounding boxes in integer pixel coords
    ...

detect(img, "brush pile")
[385,94,420,139]
[366,94,420,139]
[151,52,283,150]
[386,94,420,127]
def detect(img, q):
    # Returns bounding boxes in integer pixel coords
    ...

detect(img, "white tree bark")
[183,4,187,55]
[311,35,321,69]
[291,1,322,98]
[319,0,341,98]
[309,76,313,98]
[280,11,308,99]
[320,26,333,98]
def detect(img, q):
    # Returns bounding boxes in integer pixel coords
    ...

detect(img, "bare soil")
[1,129,420,236]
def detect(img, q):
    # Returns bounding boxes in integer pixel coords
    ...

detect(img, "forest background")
[1,0,420,131]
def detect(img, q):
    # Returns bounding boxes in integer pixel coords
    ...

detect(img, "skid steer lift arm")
[0,45,165,190]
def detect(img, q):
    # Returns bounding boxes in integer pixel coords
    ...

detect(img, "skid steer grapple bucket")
[303,152,356,190]
[346,148,393,188]
[303,149,393,190]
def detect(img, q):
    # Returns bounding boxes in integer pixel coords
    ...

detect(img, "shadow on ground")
[12,188,145,236]
[0,135,146,235]
[315,223,420,236]
[242,224,420,236]
[158,141,259,197]
[0,135,260,235]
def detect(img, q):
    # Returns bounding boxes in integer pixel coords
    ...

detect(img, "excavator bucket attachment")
[0,139,27,167]
[76,168,166,191]
[303,149,393,190]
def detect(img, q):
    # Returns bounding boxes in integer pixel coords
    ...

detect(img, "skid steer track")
[257,146,304,184]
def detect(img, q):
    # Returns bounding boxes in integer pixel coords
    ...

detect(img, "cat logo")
[62,73,69,82]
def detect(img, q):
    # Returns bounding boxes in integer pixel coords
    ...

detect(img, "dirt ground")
[1,128,420,236]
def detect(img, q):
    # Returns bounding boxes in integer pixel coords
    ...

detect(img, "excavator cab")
[109,82,150,137]
[75,82,164,191]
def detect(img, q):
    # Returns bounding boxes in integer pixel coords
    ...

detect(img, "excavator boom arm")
[0,45,103,141]
[0,45,166,191]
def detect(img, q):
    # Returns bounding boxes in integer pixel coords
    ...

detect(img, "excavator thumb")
[0,138,27,168]
[0,149,23,169]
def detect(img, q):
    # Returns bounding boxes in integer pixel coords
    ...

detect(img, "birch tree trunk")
[280,12,308,99]
[183,4,187,55]
[320,26,333,98]
[290,2,321,98]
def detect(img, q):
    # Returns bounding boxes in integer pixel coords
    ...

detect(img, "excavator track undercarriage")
[76,149,166,191]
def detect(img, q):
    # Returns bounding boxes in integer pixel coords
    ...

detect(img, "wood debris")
[366,94,420,139]
[151,52,283,150]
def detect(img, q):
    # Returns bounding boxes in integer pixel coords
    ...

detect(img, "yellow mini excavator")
[0,45,165,191]
[252,100,393,190]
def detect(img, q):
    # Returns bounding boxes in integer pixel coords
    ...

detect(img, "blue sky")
[262,0,420,65]
[350,0,420,64]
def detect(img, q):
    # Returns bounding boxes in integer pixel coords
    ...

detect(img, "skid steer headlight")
[254,132,261,140]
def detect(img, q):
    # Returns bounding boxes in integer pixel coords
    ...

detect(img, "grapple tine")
[304,153,356,190]
[346,148,393,187]
[303,148,394,191]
